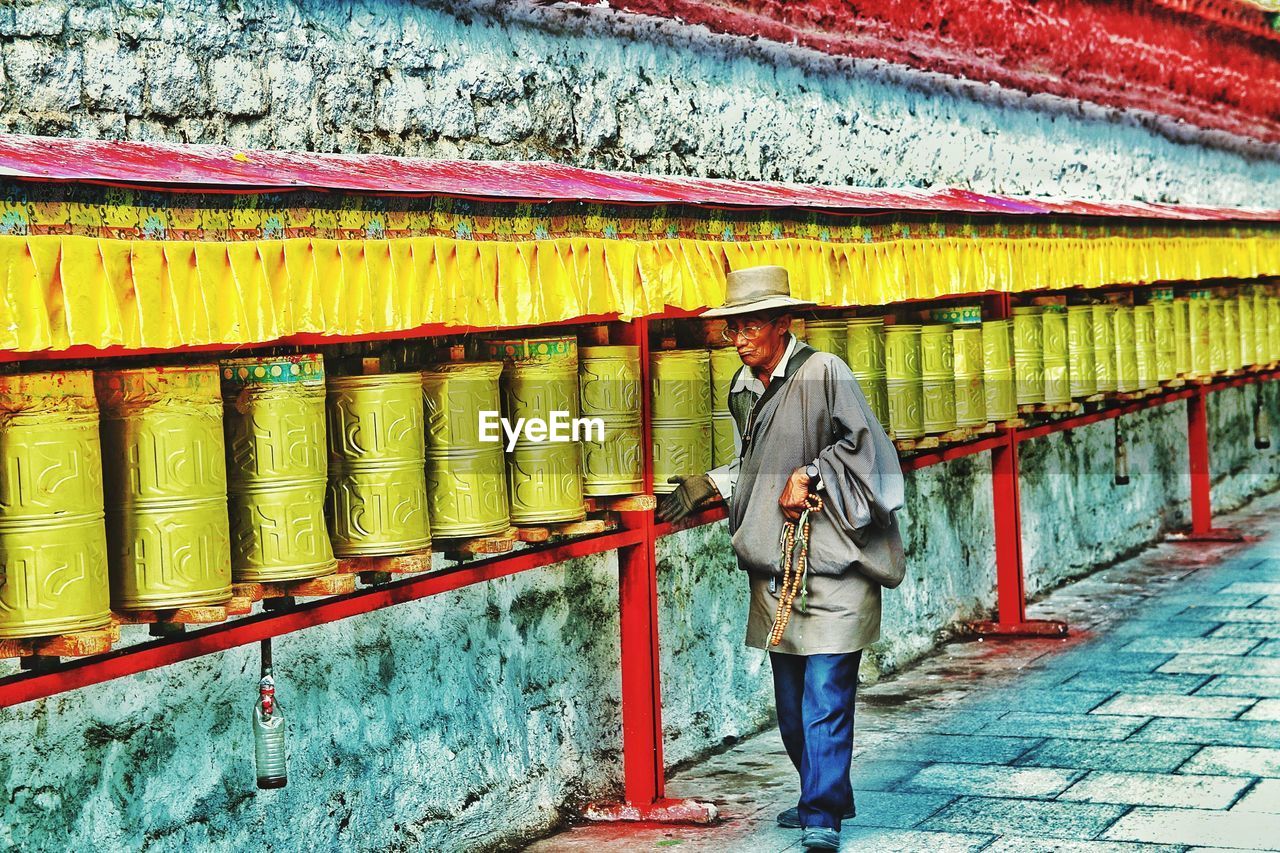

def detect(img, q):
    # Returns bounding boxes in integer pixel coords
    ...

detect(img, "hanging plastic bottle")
[253,639,288,789]
[1256,388,1272,450]
[1114,424,1130,486]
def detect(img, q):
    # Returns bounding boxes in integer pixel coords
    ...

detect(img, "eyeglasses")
[720,322,770,343]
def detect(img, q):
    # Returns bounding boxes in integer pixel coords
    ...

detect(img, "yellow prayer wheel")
[982,319,1016,422]
[1066,306,1097,398]
[650,349,711,422]
[920,325,956,434]
[507,442,589,521]
[1222,292,1241,372]
[97,366,232,610]
[1187,290,1212,377]
[1041,306,1070,404]
[579,346,644,497]
[885,324,924,439]
[427,447,509,536]
[1134,306,1157,390]
[651,350,711,493]
[653,419,713,492]
[1173,298,1191,377]
[1092,304,1117,392]
[952,325,986,428]
[1012,306,1044,405]
[846,318,886,375]
[1114,305,1138,393]
[326,373,432,556]
[846,317,888,426]
[0,371,111,638]
[1240,291,1256,368]
[221,354,335,583]
[982,322,1013,375]
[1152,299,1177,382]
[1208,296,1227,374]
[1269,295,1280,363]
[482,336,585,523]
[709,346,743,413]
[952,325,984,375]
[711,413,736,468]
[857,376,889,429]
[421,361,512,537]
[805,319,848,362]
[708,346,742,468]
[1259,285,1269,366]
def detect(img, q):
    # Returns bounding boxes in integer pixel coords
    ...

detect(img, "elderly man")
[658,265,906,852]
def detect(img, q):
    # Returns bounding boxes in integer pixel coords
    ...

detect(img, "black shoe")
[776,804,856,828]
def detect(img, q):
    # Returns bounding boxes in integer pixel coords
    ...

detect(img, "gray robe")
[708,337,906,655]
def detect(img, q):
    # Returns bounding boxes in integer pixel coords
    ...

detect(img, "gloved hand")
[657,474,720,523]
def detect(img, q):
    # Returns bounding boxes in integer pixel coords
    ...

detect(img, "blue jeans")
[769,650,863,831]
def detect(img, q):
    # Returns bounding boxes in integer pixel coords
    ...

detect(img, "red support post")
[585,317,716,824]
[1174,385,1244,541]
[964,430,1067,638]
[1188,387,1213,535]
[992,430,1028,627]
[615,519,664,806]
[619,316,663,806]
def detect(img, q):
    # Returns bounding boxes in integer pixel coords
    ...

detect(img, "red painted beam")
[901,433,1007,470]
[1015,389,1197,441]
[574,0,1280,146]
[653,503,730,538]
[0,529,643,709]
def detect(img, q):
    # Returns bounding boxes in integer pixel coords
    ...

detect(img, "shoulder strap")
[741,343,819,448]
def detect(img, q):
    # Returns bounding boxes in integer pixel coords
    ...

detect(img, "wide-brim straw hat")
[700,265,816,318]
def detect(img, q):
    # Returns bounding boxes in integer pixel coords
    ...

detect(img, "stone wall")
[4,0,1280,204]
[3,554,625,853]
[5,1,1280,851]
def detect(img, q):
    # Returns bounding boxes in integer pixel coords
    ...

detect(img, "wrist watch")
[804,462,820,481]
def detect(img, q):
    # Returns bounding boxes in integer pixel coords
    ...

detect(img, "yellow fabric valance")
[2,233,1278,352]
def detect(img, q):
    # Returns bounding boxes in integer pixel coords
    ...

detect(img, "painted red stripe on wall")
[569,0,1280,146]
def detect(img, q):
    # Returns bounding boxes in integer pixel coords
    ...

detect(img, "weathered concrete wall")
[1209,382,1280,511]
[5,1,1280,852]
[4,0,1280,204]
[1019,404,1191,594]
[875,454,997,676]
[2,554,623,853]
[656,521,774,766]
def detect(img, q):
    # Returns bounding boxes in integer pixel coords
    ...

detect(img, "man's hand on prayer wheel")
[657,474,719,522]
[778,466,815,521]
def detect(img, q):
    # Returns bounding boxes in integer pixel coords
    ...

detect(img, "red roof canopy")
[2,133,1278,223]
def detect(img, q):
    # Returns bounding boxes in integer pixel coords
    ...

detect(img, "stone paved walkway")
[528,491,1280,851]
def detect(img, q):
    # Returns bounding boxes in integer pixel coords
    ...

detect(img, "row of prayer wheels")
[0,340,650,639]
[798,284,1280,439]
[803,312,1002,439]
[0,359,336,640]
